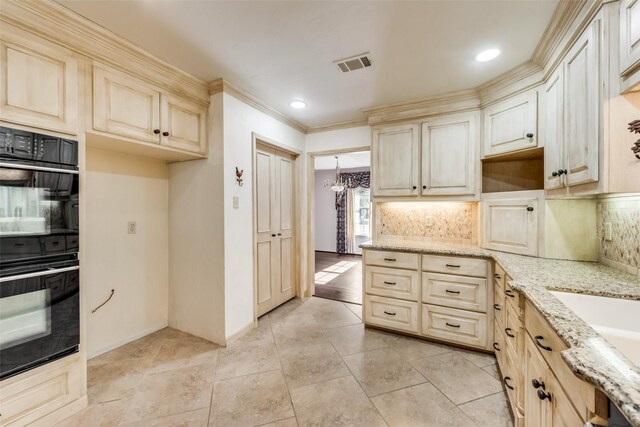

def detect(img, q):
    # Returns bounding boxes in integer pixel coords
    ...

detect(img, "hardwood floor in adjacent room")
[314,251,362,305]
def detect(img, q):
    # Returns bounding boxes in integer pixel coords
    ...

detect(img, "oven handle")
[0,266,80,282]
[0,162,79,175]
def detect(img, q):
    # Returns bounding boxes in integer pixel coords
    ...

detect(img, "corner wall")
[597,194,640,276]
[85,147,169,357]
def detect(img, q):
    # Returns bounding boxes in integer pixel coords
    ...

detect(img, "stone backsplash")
[597,194,640,276]
[375,202,477,244]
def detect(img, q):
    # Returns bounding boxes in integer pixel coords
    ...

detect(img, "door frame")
[251,133,302,322]
[305,146,371,299]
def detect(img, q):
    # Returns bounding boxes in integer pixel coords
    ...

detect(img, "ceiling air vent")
[334,53,373,73]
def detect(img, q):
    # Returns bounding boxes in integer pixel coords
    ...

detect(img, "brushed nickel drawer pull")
[494,304,502,311]
[504,376,515,390]
[505,328,515,338]
[383,310,396,316]
[534,335,552,352]
[445,264,461,268]
[384,258,397,262]
[445,322,460,328]
[445,289,460,294]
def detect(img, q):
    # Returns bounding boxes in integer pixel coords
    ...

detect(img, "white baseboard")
[87,322,168,359]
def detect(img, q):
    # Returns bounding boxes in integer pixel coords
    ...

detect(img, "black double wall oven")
[0,126,80,380]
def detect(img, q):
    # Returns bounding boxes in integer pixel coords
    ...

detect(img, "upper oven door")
[0,163,79,267]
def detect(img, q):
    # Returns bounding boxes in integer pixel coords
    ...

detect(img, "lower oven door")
[0,262,79,380]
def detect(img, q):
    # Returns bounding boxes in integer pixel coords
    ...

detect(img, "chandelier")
[323,156,350,193]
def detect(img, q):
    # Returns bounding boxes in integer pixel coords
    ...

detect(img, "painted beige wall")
[168,93,226,344]
[85,147,169,358]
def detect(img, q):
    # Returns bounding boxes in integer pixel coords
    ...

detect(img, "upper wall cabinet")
[620,0,640,77]
[543,18,601,191]
[91,64,207,156]
[0,24,78,135]
[482,90,537,157]
[421,112,478,196]
[372,124,420,197]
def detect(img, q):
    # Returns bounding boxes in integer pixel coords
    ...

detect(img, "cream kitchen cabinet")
[91,64,207,155]
[481,190,597,260]
[421,112,478,196]
[371,124,420,196]
[482,90,537,158]
[620,0,640,78]
[542,68,564,191]
[372,112,479,198]
[0,23,78,135]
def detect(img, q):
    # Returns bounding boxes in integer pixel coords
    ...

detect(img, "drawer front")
[0,355,82,426]
[504,281,522,316]
[422,272,487,312]
[494,263,506,292]
[365,250,419,270]
[421,304,488,349]
[365,295,419,333]
[524,302,595,418]
[504,299,521,355]
[422,254,488,277]
[494,286,506,329]
[503,344,520,416]
[365,266,419,301]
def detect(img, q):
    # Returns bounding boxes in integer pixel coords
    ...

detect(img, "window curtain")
[336,172,370,254]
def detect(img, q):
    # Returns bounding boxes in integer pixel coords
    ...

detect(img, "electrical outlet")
[233,196,239,209]
[127,221,137,234]
[425,216,433,228]
[604,222,613,241]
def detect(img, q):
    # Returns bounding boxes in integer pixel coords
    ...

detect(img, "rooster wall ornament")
[235,167,244,186]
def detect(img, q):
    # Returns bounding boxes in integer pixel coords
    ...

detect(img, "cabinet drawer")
[421,304,487,349]
[503,344,520,416]
[365,266,419,301]
[493,321,506,369]
[494,263,506,292]
[365,295,419,334]
[494,286,506,329]
[422,272,487,312]
[505,281,523,317]
[524,301,596,419]
[0,355,82,426]
[504,300,522,355]
[422,255,488,277]
[365,250,419,270]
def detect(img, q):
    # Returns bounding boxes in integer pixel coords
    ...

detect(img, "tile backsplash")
[597,194,640,276]
[376,202,477,244]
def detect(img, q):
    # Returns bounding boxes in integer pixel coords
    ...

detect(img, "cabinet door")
[0,24,78,134]
[525,336,552,427]
[543,68,564,190]
[483,90,537,157]
[620,0,640,76]
[421,112,477,196]
[93,65,160,143]
[160,93,207,154]
[372,124,420,196]
[481,196,538,256]
[563,19,600,187]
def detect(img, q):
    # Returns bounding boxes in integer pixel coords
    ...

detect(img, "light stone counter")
[360,238,640,426]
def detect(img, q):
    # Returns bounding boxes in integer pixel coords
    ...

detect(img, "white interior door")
[255,143,295,317]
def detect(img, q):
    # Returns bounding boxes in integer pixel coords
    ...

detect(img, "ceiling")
[315,152,370,170]
[57,0,559,129]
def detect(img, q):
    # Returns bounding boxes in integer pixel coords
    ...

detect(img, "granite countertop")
[361,238,640,426]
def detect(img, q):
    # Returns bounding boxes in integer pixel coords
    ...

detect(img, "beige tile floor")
[55,297,513,427]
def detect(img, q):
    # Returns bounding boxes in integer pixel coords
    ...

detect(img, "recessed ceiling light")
[289,100,307,109]
[476,48,501,62]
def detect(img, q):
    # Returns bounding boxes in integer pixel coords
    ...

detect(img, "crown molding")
[478,61,543,107]
[306,119,369,134]
[531,0,588,68]
[209,78,308,134]
[0,0,209,107]
[362,89,480,125]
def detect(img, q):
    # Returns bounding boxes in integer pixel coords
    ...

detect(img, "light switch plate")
[604,222,612,241]
[233,196,239,209]
[127,221,137,234]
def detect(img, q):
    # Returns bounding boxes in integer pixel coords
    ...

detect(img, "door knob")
[153,129,160,134]
[552,171,559,177]
[526,133,534,138]
[162,131,169,137]
[271,234,276,237]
